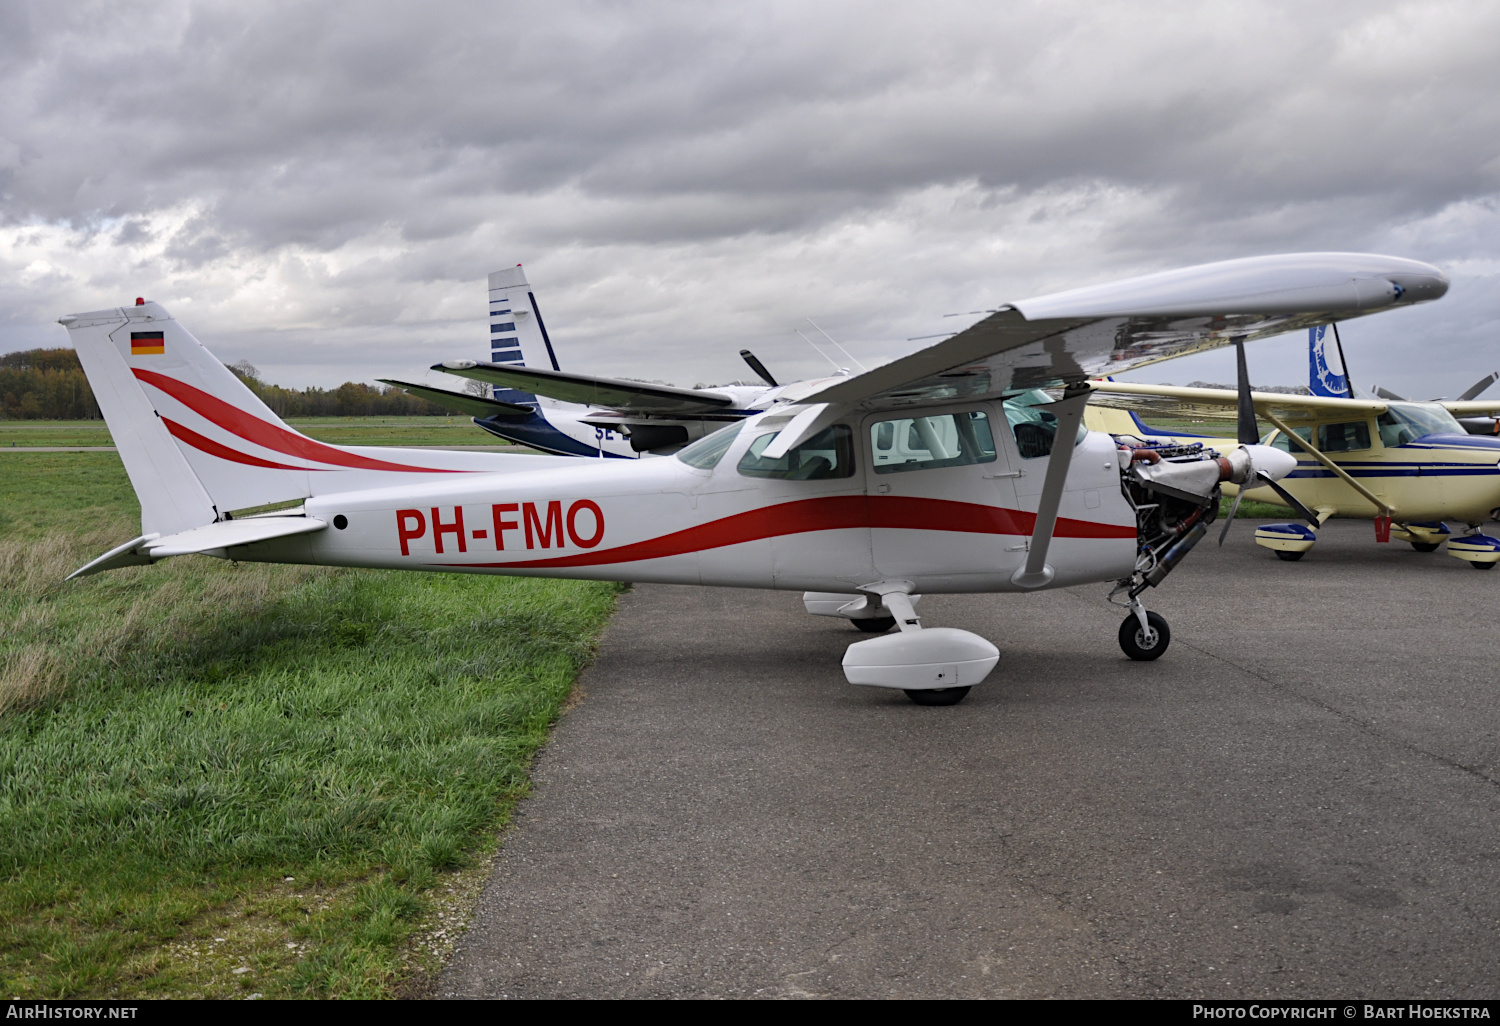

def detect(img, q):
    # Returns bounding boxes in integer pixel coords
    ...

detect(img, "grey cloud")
[0,0,1497,396]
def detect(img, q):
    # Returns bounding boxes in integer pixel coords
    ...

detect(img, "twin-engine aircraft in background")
[380,265,820,458]
[1086,325,1500,568]
[59,253,1447,705]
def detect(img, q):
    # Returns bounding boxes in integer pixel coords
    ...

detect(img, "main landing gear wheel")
[904,686,971,706]
[1274,550,1305,561]
[1119,611,1171,661]
[852,616,897,633]
[1410,542,1441,553]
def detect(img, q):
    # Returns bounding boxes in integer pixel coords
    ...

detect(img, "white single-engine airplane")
[60,253,1447,705]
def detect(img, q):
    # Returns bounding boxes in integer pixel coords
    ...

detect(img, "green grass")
[0,416,523,449]
[1219,495,1296,519]
[0,451,620,997]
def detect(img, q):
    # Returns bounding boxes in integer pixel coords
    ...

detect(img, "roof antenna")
[795,329,846,372]
[805,318,867,372]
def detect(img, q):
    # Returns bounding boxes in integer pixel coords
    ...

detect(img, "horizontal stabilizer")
[434,361,733,415]
[68,515,327,580]
[377,379,533,418]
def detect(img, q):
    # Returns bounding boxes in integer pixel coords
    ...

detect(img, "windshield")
[1002,391,1088,459]
[1377,403,1463,447]
[674,421,744,469]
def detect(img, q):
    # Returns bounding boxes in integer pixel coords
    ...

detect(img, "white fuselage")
[244,410,1138,595]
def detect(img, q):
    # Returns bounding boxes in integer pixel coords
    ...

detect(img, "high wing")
[1442,399,1500,417]
[377,378,534,419]
[1084,380,1389,424]
[432,361,735,416]
[804,253,1447,413]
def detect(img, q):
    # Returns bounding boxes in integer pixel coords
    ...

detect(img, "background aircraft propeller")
[1219,339,1322,545]
[739,349,779,387]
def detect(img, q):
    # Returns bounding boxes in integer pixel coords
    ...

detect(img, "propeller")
[1373,372,1494,403]
[1457,371,1499,402]
[740,349,779,388]
[1219,338,1320,545]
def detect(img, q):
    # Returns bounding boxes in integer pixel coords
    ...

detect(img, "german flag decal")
[130,331,165,355]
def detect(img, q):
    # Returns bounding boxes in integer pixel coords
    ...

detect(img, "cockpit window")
[675,421,743,469]
[738,424,855,480]
[1378,403,1463,447]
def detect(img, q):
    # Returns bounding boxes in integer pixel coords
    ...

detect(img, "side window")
[1317,420,1371,453]
[869,411,997,475]
[738,424,855,480]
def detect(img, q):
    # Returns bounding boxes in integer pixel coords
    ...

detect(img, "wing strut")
[1262,411,1394,518]
[1011,387,1090,589]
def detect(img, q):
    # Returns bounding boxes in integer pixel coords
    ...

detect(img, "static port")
[333,515,348,530]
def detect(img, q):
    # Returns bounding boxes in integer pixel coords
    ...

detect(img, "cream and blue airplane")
[1084,326,1500,568]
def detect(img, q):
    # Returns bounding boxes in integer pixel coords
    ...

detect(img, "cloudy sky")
[3,0,1499,397]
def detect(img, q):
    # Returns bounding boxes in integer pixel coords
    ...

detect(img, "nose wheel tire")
[1119,611,1171,661]
[904,686,971,706]
[852,616,897,633]
[1470,560,1495,571]
[1274,550,1305,561]
[1410,542,1441,553]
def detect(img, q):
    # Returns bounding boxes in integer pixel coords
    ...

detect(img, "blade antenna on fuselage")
[805,319,867,372]
[795,329,845,372]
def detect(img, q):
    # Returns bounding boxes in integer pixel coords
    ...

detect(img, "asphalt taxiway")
[437,518,1500,999]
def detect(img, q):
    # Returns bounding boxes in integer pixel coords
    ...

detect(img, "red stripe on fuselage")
[134,368,462,474]
[432,495,1135,570]
[163,416,324,471]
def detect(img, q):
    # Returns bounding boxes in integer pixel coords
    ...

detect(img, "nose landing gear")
[1118,609,1171,661]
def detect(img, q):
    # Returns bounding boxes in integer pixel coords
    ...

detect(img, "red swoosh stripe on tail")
[435,495,1135,570]
[163,417,324,471]
[134,368,462,474]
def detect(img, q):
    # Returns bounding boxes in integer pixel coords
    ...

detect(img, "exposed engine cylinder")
[1113,437,1224,596]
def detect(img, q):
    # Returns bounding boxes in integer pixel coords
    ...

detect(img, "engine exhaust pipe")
[1145,521,1208,588]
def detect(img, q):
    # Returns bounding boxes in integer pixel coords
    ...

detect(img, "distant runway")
[438,518,1500,999]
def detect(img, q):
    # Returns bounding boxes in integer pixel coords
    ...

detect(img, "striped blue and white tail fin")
[1308,325,1350,398]
[487,265,560,404]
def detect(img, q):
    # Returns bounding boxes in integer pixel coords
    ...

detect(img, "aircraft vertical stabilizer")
[1308,325,1350,398]
[60,306,218,536]
[487,265,560,404]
